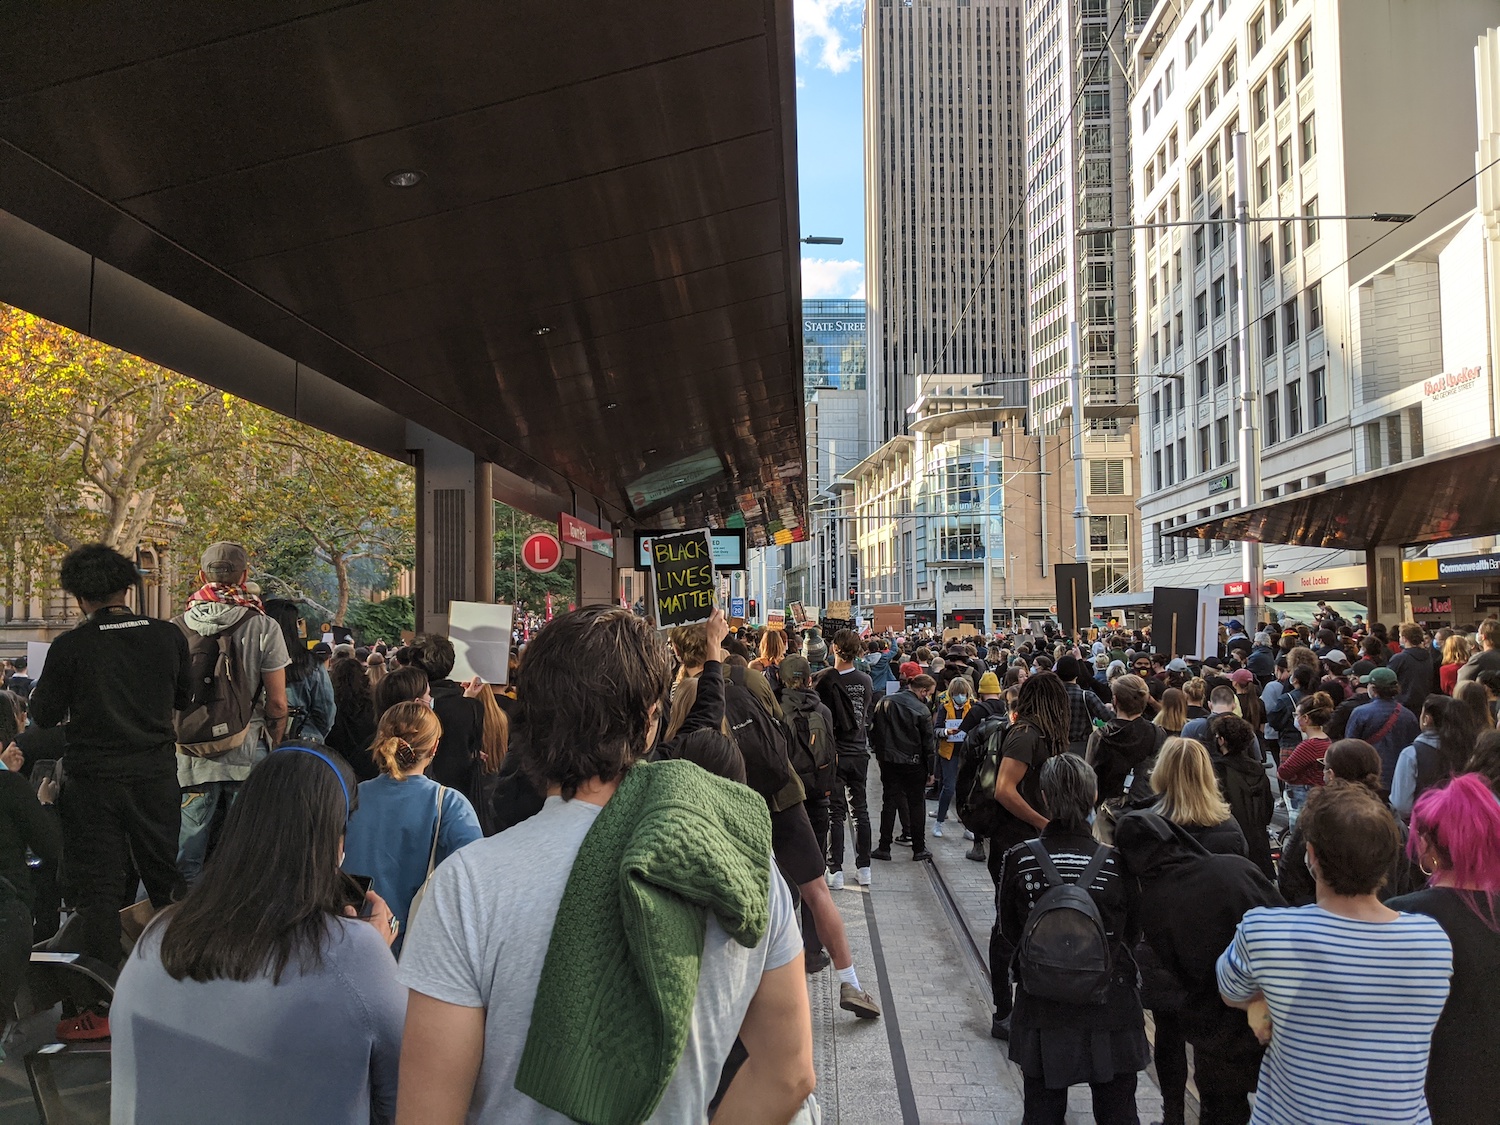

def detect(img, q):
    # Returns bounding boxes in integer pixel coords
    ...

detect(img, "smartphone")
[342,872,374,917]
[31,760,56,793]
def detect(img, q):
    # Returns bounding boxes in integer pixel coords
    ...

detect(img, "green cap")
[1361,666,1398,687]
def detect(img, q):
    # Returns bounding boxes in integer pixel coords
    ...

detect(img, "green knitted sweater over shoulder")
[514,758,772,1124]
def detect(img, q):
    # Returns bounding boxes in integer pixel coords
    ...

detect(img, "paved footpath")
[807,774,1174,1124]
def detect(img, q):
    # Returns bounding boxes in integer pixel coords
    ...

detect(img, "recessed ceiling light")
[673,478,686,485]
[643,448,657,455]
[604,402,619,410]
[385,169,424,188]
[532,326,552,337]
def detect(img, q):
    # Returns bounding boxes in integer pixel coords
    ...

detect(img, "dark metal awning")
[0,1,805,540]
[1174,436,1500,548]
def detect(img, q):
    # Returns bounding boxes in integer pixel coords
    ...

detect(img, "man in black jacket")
[409,634,485,801]
[29,545,192,1010]
[869,674,938,861]
[1387,623,1435,714]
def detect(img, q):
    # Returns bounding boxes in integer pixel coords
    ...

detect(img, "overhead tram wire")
[934,0,1137,373]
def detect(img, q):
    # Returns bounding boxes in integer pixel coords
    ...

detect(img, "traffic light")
[748,598,758,620]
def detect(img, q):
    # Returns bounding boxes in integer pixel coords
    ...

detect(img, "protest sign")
[448,602,514,684]
[649,529,717,627]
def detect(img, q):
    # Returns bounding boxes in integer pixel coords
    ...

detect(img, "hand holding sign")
[649,529,718,627]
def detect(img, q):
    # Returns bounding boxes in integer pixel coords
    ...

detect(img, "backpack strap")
[1026,838,1110,891]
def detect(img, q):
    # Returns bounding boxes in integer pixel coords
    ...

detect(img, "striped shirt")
[1216,905,1452,1125]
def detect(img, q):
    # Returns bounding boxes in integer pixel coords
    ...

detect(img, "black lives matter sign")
[650,529,717,627]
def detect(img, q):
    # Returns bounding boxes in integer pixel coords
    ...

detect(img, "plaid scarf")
[186,583,264,612]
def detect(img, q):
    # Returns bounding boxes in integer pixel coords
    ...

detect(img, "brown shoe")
[839,982,881,1020]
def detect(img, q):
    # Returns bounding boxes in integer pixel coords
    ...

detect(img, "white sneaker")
[856,867,872,887]
[964,829,976,841]
[828,870,845,890]
[932,822,944,838]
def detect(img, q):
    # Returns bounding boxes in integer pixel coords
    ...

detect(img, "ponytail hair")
[372,701,442,778]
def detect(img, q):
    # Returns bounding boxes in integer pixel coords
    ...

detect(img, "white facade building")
[1131,0,1500,600]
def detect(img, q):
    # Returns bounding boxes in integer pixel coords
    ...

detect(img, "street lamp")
[800,235,844,245]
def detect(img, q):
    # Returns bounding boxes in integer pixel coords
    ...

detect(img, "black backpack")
[724,667,805,812]
[782,694,836,793]
[956,713,1009,837]
[173,613,262,758]
[1014,840,1114,1006]
[814,671,860,740]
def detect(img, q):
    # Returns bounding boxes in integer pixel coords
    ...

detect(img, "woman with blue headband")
[110,745,405,1125]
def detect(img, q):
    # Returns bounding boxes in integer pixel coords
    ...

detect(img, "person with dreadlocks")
[987,671,1070,1041]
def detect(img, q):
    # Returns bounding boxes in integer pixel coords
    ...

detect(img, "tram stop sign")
[522,532,563,574]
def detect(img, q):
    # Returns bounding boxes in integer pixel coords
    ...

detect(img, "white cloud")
[802,257,865,299]
[795,0,862,74]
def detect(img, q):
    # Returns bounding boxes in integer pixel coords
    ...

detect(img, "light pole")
[1231,131,1264,631]
[800,235,845,245]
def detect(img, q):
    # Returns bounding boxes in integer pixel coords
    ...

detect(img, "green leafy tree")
[494,504,575,611]
[345,595,415,643]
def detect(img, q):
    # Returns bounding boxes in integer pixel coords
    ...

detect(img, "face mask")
[952,694,968,706]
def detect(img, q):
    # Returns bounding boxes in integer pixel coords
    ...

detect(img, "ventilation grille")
[432,488,466,613]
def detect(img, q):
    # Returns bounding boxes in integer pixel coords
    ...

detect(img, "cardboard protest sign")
[827,600,852,620]
[871,604,905,633]
[448,601,514,684]
[649,529,717,627]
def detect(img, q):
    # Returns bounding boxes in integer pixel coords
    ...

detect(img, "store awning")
[1173,436,1500,548]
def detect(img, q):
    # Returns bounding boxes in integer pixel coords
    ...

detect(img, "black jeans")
[988,832,1017,1015]
[877,760,927,852]
[59,772,183,967]
[1154,1009,1189,1125]
[828,755,871,870]
[801,790,831,956]
[0,891,31,1017]
[1022,1071,1138,1125]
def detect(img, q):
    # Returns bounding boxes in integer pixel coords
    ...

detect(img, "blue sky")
[795,0,866,300]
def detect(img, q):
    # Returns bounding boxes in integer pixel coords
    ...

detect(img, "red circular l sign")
[522,532,563,574]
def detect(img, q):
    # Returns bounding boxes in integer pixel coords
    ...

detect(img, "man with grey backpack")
[995,753,1147,1125]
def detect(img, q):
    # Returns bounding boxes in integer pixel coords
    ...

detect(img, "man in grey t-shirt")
[396,606,814,1124]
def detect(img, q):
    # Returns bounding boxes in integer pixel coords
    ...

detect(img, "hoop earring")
[1419,857,1437,877]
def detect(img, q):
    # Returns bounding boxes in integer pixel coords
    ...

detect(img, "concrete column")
[407,423,494,637]
[570,495,615,608]
[1365,546,1406,626]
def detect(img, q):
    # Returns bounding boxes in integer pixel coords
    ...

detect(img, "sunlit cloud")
[802,257,865,299]
[795,0,862,74]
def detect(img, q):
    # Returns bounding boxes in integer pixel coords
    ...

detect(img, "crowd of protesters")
[2,549,1498,1124]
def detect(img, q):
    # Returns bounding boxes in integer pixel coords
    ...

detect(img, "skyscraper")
[863,0,1030,445]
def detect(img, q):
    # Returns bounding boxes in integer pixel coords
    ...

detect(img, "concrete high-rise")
[863,0,1031,445]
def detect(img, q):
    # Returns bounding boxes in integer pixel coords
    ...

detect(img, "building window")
[1304,196,1319,244]
[1197,359,1210,397]
[1186,28,1197,65]
[1296,28,1313,79]
[1151,332,1161,366]
[1205,77,1218,115]
[1208,140,1222,180]
[1223,51,1238,89]
[1409,406,1425,458]
[1165,446,1175,485]
[1201,4,1214,38]
[1199,424,1212,471]
[1264,389,1280,444]
[1365,422,1382,469]
[1277,137,1293,183]
[1191,158,1205,198]
[1310,365,1327,426]
[1175,311,1185,348]
[1193,226,1206,266]
[1212,276,1227,318]
[1152,390,1161,425]
[1272,0,1286,28]
[1153,450,1163,491]
[1274,55,1290,105]
[1189,98,1202,135]
[1142,102,1151,131]
[1146,162,1156,192]
[1195,290,1209,331]
[1283,298,1299,345]
[1174,250,1183,283]
[1216,417,1231,464]
[1179,437,1188,480]
[1287,379,1303,437]
[1260,235,1275,281]
[1257,159,1272,204]
[1387,414,1403,466]
[1251,11,1266,55]
[1149,276,1159,308]
[1170,128,1180,161]
[1252,81,1268,128]
[1281,220,1295,263]
[1164,383,1174,415]
[1089,459,1126,495]
[1210,205,1224,249]
[1300,113,1317,162]
[1306,282,1323,332]
[1214,345,1229,386]
[1262,314,1276,355]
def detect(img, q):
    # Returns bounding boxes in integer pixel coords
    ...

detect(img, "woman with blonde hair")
[1153,688,1188,737]
[1150,737,1247,857]
[1438,633,1475,696]
[342,701,482,955]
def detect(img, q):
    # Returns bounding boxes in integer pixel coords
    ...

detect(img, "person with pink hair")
[1388,773,1500,1125]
